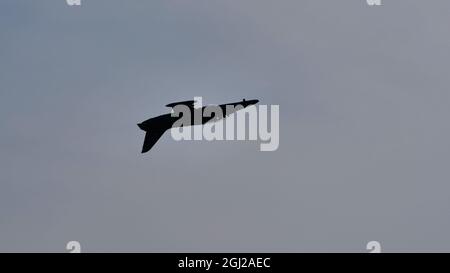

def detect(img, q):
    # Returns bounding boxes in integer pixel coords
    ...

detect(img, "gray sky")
[1,0,450,252]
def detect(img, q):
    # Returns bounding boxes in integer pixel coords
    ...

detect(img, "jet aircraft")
[138,99,259,153]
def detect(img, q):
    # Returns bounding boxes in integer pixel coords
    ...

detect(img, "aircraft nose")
[245,99,259,106]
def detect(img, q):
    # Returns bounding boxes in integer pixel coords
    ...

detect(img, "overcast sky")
[1,0,450,252]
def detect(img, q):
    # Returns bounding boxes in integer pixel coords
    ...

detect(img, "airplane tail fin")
[137,123,146,131]
[141,128,167,153]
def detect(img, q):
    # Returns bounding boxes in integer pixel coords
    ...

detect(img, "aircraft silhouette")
[138,99,259,153]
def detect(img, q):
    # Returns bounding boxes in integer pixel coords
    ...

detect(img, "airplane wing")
[165,100,197,108]
[141,128,167,153]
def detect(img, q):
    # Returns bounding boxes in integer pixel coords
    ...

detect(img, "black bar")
[0,253,446,272]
